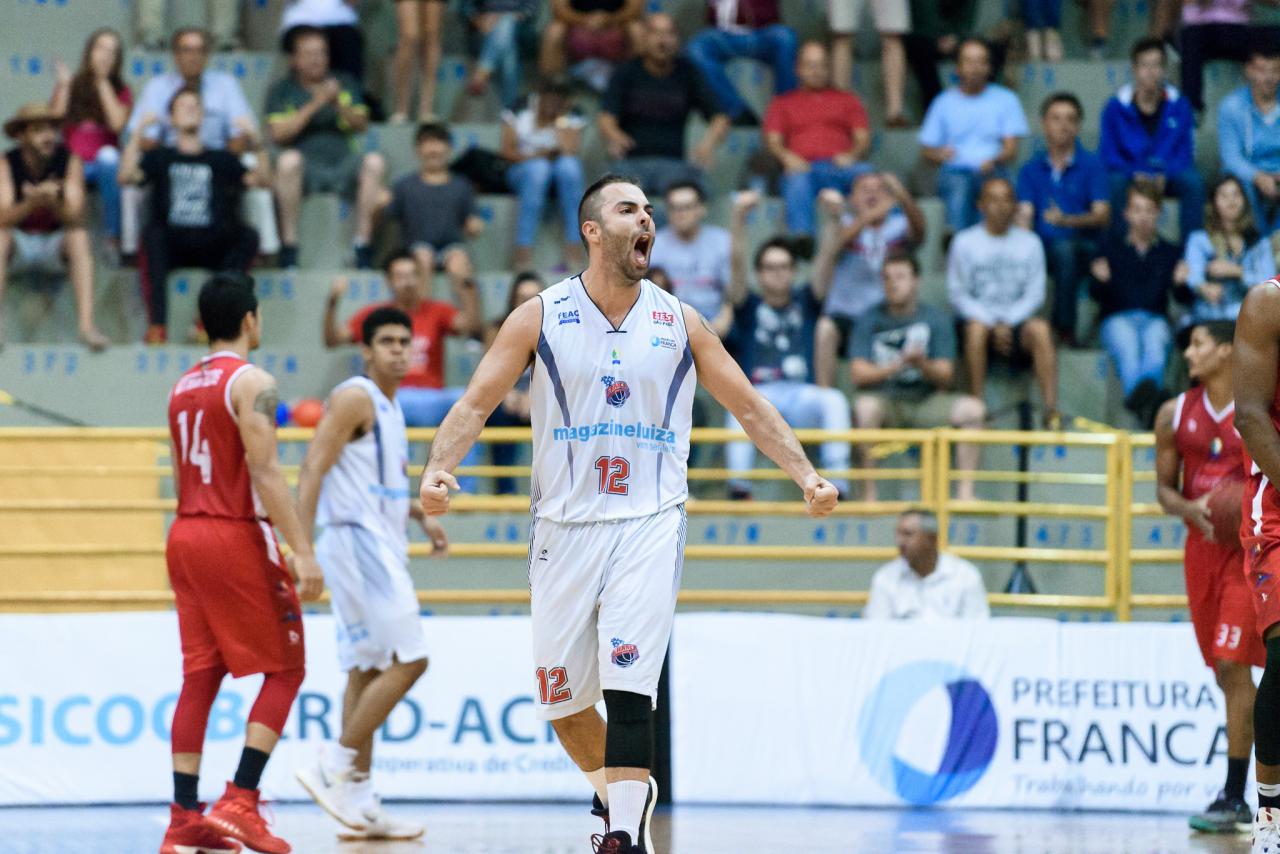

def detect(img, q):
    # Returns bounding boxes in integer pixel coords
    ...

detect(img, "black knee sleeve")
[1256,637,1280,765]
[603,689,654,770]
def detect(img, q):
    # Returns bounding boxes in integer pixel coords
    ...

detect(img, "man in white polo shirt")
[864,509,989,619]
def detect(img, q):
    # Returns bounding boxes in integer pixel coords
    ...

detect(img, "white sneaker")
[336,787,425,841]
[1255,807,1280,853]
[295,748,367,830]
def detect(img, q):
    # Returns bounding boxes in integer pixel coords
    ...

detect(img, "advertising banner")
[671,614,1232,812]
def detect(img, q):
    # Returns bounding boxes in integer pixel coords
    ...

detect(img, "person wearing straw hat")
[0,102,108,351]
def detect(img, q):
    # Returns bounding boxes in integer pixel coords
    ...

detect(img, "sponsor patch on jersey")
[610,637,639,668]
[601,375,630,407]
[651,335,678,350]
[553,294,572,305]
[652,310,675,327]
[552,421,678,452]
[558,310,581,325]
[611,348,621,366]
[1211,437,1223,459]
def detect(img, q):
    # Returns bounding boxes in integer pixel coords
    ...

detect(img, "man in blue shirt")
[1218,47,1280,233]
[919,37,1028,236]
[1098,38,1203,242]
[1016,92,1111,344]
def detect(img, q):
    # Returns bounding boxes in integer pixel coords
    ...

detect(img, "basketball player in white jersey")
[420,175,840,854]
[293,306,449,842]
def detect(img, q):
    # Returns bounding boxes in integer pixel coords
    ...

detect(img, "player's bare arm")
[1235,283,1280,485]
[296,385,374,536]
[1153,397,1213,540]
[409,502,450,556]
[232,367,324,600]
[683,303,839,517]
[420,297,541,515]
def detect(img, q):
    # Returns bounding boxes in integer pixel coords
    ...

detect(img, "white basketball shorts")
[315,523,429,672]
[528,504,688,721]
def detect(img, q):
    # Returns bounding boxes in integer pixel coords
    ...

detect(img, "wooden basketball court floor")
[0,801,1257,853]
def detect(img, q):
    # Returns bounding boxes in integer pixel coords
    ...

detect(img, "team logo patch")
[601,375,630,407]
[1210,437,1223,459]
[610,637,640,668]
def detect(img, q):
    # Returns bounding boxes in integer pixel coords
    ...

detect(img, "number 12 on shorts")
[536,666,572,705]
[594,455,630,495]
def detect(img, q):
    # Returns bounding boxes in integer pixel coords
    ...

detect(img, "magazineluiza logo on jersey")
[601,375,630,407]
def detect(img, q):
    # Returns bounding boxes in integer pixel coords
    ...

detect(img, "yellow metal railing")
[0,426,1185,617]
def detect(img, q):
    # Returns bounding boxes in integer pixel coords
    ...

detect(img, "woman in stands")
[1182,175,1276,327]
[49,28,131,253]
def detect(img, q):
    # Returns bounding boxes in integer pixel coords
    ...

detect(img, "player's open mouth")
[632,234,652,265]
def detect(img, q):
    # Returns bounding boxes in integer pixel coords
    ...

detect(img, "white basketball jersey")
[316,376,411,559]
[529,275,696,523]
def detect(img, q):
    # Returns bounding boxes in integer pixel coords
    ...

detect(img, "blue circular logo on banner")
[857,661,998,805]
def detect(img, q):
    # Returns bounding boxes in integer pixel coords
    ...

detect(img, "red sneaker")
[159,803,242,854]
[206,782,291,854]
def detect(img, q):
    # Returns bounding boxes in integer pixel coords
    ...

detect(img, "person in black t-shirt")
[597,12,730,196]
[120,87,268,343]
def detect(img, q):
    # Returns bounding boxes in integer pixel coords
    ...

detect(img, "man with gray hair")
[864,510,989,619]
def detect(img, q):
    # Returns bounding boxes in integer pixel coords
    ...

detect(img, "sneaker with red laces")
[591,830,644,853]
[206,782,291,854]
[159,803,242,854]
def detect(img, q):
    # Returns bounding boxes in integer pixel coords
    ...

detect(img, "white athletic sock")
[586,767,609,806]
[324,742,358,778]
[606,779,649,844]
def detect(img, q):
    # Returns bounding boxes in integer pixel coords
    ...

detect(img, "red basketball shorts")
[1186,535,1263,667]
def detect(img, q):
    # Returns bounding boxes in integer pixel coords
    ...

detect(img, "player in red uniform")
[1156,320,1262,834]
[159,273,324,854]
[1232,278,1280,853]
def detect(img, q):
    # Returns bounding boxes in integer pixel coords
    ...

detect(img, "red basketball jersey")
[1243,278,1280,548]
[1174,387,1243,504]
[167,351,261,520]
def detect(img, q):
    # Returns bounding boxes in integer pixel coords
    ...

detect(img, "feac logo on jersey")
[601,376,630,407]
[652,310,675,327]
[558,310,580,325]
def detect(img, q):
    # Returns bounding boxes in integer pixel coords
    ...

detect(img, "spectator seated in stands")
[1089,181,1180,427]
[122,27,278,260]
[849,253,985,501]
[948,177,1060,428]
[812,171,925,388]
[685,0,798,126]
[720,202,851,500]
[499,78,586,270]
[0,103,106,351]
[267,26,383,271]
[540,0,645,93]
[460,0,539,110]
[919,37,1028,237]
[1218,47,1280,233]
[597,13,730,196]
[324,251,482,429]
[1099,38,1203,242]
[1016,92,1111,345]
[280,0,365,82]
[49,28,131,252]
[485,271,544,494]
[763,40,871,247]
[864,510,990,620]
[383,123,485,297]
[648,181,731,325]
[1182,176,1271,327]
[1180,0,1253,115]
[827,0,910,127]
[904,0,985,113]
[119,88,267,344]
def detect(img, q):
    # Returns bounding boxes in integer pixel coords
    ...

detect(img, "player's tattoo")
[253,385,279,422]
[698,314,718,338]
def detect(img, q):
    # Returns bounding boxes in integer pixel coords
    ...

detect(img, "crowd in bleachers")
[9,0,1280,493]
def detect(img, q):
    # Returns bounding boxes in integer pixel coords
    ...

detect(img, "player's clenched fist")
[803,473,839,518]
[420,470,460,516]
[288,552,326,602]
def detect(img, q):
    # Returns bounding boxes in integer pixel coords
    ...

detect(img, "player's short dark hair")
[199,272,258,342]
[577,173,643,251]
[415,121,452,146]
[882,251,920,277]
[1131,37,1166,65]
[753,236,794,271]
[1041,91,1083,120]
[361,306,413,346]
[664,181,704,203]
[167,85,201,115]
[283,24,326,55]
[1195,320,1236,346]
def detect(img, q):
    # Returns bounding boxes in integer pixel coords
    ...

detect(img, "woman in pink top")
[49,28,132,244]
[1180,0,1251,112]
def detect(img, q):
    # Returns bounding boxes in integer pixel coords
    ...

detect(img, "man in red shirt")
[162,272,324,854]
[763,40,870,247]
